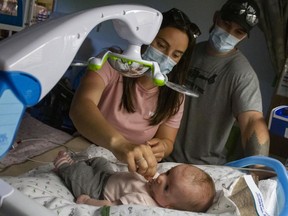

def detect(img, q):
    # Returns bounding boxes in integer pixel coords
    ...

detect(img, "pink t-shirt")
[96,62,184,144]
[103,172,158,206]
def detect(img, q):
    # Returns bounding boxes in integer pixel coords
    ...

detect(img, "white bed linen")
[1,145,278,216]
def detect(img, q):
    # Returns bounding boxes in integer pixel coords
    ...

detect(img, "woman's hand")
[146,138,167,162]
[111,142,158,180]
[149,124,177,161]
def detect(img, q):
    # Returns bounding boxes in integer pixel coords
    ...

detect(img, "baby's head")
[149,164,215,212]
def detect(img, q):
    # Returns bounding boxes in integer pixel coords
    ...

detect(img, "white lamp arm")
[0,4,162,159]
[0,4,162,100]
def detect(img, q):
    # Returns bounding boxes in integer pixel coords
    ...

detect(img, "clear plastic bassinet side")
[226,156,288,216]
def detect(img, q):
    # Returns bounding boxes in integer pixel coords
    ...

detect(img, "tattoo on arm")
[244,132,270,156]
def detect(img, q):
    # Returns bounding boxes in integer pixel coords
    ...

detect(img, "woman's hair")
[121,8,201,125]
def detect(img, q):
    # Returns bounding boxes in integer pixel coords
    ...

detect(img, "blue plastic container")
[226,156,288,216]
[268,105,288,138]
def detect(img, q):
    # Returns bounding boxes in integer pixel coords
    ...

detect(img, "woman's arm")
[147,96,184,161]
[70,71,127,157]
[147,124,178,161]
[70,71,157,178]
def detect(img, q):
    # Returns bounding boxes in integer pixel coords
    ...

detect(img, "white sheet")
[1,145,278,216]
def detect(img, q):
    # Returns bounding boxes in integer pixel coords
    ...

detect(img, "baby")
[54,151,215,212]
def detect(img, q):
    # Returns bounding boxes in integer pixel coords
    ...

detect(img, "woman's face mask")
[209,25,241,53]
[142,46,177,75]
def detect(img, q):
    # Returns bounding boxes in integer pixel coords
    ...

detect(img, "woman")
[69,8,200,179]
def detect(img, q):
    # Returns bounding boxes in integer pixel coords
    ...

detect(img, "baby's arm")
[76,194,121,206]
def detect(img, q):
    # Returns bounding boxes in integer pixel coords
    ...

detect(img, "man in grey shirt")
[165,0,270,165]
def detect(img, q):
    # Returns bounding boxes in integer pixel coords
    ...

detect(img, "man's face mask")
[209,25,241,53]
[142,46,177,75]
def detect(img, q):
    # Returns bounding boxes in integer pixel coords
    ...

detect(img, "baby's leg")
[55,156,113,199]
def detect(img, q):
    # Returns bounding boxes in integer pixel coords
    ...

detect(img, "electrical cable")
[12,138,79,164]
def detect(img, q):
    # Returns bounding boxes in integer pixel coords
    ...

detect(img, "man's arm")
[237,111,270,156]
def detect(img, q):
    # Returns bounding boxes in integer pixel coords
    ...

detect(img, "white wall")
[53,0,275,116]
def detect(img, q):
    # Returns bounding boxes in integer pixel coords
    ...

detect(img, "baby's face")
[149,164,194,208]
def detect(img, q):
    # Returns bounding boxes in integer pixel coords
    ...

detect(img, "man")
[165,0,270,165]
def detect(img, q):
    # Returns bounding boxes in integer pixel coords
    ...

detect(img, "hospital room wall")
[53,0,275,117]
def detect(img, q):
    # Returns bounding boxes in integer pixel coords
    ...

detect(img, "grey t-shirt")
[165,42,262,165]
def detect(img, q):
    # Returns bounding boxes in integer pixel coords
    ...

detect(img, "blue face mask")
[142,46,177,75]
[209,25,241,53]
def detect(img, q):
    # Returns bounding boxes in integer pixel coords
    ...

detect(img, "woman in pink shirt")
[69,8,201,179]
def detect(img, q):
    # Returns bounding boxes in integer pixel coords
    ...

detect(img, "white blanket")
[1,145,278,216]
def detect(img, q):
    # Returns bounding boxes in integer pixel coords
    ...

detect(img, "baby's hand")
[76,194,91,204]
